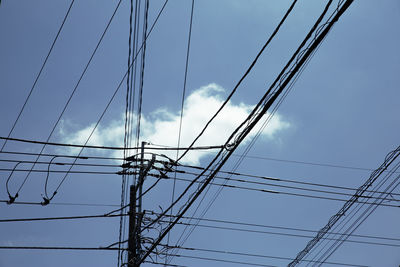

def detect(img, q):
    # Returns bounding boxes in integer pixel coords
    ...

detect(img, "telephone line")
[0,136,223,151]
[0,0,75,152]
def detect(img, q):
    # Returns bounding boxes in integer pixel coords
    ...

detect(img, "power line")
[176,167,400,198]
[156,219,400,248]
[144,210,400,244]
[0,199,119,207]
[0,150,123,160]
[157,252,276,267]
[0,158,120,168]
[138,1,355,263]
[175,0,299,163]
[168,0,195,259]
[157,244,367,267]
[0,168,118,175]
[289,143,400,266]
[10,0,124,201]
[0,136,223,151]
[0,213,128,223]
[0,0,75,152]
[147,174,400,208]
[0,246,122,251]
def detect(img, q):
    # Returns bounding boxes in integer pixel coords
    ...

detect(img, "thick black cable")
[119,0,135,264]
[156,219,400,248]
[168,1,333,260]
[0,158,120,168]
[0,136,222,151]
[0,199,119,207]
[139,1,351,263]
[176,0,298,162]
[0,168,118,175]
[0,246,123,251]
[0,0,74,152]
[157,244,367,267]
[176,165,400,197]
[144,211,400,243]
[289,144,399,266]
[150,173,400,204]
[0,150,123,160]
[134,0,149,151]
[308,161,400,265]
[1,149,380,172]
[314,164,400,265]
[0,213,128,223]
[157,252,274,267]
[147,174,400,208]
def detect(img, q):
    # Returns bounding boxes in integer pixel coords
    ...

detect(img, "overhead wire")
[0,199,119,207]
[147,172,400,205]
[317,173,400,265]
[174,0,299,163]
[118,0,136,264]
[0,0,75,152]
[156,244,368,267]
[166,0,344,259]
[5,0,168,204]
[146,173,400,208]
[167,0,195,260]
[0,136,223,151]
[166,0,299,260]
[288,143,399,266]
[139,1,353,263]
[310,159,400,265]
[7,0,124,202]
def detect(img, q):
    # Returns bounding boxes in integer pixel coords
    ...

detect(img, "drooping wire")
[4,0,169,203]
[0,0,75,152]
[7,0,123,202]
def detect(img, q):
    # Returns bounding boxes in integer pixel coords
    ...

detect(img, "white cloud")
[59,83,290,165]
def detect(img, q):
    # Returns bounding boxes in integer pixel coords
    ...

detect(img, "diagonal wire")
[0,0,75,152]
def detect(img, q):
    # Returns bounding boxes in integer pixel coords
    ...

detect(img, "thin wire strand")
[0,0,75,152]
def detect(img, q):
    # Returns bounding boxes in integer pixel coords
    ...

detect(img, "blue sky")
[1,1,400,266]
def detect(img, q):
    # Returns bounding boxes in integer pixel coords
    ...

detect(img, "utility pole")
[128,185,137,267]
[127,141,156,267]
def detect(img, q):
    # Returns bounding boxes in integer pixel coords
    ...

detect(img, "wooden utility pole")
[127,141,155,267]
[127,185,137,267]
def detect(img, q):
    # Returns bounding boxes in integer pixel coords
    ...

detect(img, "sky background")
[1,0,400,266]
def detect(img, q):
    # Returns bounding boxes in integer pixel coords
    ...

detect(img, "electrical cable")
[167,0,195,260]
[312,162,400,265]
[174,167,400,198]
[8,0,124,202]
[0,136,223,151]
[166,0,335,259]
[148,173,400,205]
[5,0,167,203]
[144,210,400,243]
[0,0,75,152]
[0,199,119,207]
[288,143,400,266]
[146,173,400,208]
[138,1,353,263]
[156,244,367,267]
[0,213,128,223]
[175,0,299,163]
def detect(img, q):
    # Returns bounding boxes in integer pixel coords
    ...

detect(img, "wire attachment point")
[7,193,18,204]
